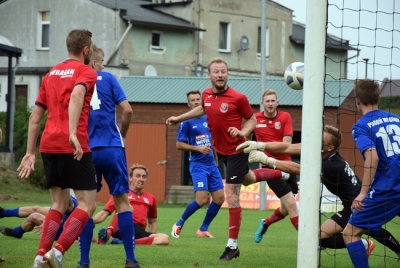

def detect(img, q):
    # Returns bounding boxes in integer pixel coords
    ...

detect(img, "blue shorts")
[190,162,224,193]
[92,147,129,195]
[349,194,400,235]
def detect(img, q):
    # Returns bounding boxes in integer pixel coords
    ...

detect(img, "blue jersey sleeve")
[352,121,375,156]
[109,74,127,105]
[177,121,190,142]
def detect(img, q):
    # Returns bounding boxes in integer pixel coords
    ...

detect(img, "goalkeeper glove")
[249,151,277,169]
[236,141,266,153]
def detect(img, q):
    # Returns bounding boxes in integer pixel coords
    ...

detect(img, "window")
[37,11,50,49]
[219,22,231,52]
[257,27,269,57]
[151,31,163,50]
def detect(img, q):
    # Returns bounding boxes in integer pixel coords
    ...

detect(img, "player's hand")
[17,153,36,178]
[351,193,366,212]
[197,145,212,155]
[236,141,266,153]
[33,224,43,235]
[227,127,246,138]
[166,116,180,125]
[249,151,277,168]
[69,134,83,161]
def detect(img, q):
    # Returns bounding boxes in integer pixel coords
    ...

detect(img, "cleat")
[254,219,268,243]
[196,229,214,238]
[76,264,89,268]
[171,224,182,238]
[110,238,123,245]
[32,260,50,268]
[287,174,299,195]
[366,239,375,259]
[0,207,4,218]
[396,251,400,261]
[97,227,109,245]
[125,260,141,268]
[0,226,22,239]
[44,248,62,268]
[218,247,240,261]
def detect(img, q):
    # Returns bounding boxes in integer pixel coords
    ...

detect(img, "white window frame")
[151,31,163,51]
[218,22,231,53]
[257,27,269,58]
[36,11,50,50]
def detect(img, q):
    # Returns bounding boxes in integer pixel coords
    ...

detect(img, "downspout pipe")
[5,56,19,159]
[107,21,132,65]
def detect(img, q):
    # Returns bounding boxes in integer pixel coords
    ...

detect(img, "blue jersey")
[177,115,215,164]
[352,109,400,198]
[88,72,127,148]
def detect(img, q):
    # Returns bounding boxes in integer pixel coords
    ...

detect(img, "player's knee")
[32,206,40,213]
[162,234,170,245]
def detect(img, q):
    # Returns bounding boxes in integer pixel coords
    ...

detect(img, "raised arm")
[166,105,205,125]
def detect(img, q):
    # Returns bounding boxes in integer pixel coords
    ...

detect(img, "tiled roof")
[119,76,353,107]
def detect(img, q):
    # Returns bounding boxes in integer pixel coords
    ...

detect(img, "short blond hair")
[91,45,104,61]
[324,125,342,150]
[129,164,148,177]
[207,57,228,72]
[262,89,278,100]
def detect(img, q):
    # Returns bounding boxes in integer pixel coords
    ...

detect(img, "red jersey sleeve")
[35,74,49,108]
[237,94,254,119]
[103,196,116,213]
[282,112,294,137]
[75,65,97,95]
[148,195,157,218]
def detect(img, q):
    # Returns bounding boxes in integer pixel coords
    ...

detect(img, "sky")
[274,0,400,82]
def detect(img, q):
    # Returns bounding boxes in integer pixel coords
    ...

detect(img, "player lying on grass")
[236,125,400,259]
[0,195,77,240]
[91,164,169,246]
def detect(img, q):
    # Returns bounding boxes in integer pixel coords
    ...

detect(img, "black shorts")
[218,152,249,184]
[267,179,293,198]
[41,152,97,190]
[330,206,352,229]
[113,223,152,240]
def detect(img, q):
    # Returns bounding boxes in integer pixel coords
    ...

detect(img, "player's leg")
[0,212,44,239]
[242,168,289,186]
[172,163,208,238]
[369,227,400,257]
[135,224,170,245]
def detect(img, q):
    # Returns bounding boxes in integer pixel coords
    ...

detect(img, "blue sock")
[12,226,25,237]
[176,201,202,227]
[199,201,221,231]
[3,208,19,217]
[78,218,94,266]
[118,211,137,263]
[346,240,369,268]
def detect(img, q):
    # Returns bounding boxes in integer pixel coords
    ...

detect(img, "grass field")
[1,165,400,267]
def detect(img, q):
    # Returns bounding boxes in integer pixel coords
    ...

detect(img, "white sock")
[54,248,63,261]
[281,172,290,180]
[227,239,237,249]
[34,256,44,262]
[361,239,368,249]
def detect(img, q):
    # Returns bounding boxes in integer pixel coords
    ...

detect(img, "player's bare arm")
[119,100,133,138]
[92,210,111,224]
[176,141,211,155]
[69,84,86,160]
[148,218,157,233]
[352,148,378,212]
[17,105,46,178]
[166,105,205,125]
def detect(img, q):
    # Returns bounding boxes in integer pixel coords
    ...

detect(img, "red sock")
[228,207,242,239]
[55,208,89,254]
[253,169,282,182]
[265,207,286,227]
[37,209,63,256]
[290,216,299,231]
[136,236,155,245]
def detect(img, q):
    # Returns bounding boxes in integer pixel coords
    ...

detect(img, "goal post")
[297,0,327,267]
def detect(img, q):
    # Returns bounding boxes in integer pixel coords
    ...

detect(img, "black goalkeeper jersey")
[322,152,361,208]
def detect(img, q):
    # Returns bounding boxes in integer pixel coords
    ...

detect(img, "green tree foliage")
[379,96,400,115]
[0,96,47,187]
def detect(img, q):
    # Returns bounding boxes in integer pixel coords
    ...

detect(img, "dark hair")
[186,90,201,100]
[324,125,342,150]
[66,29,93,55]
[353,79,380,105]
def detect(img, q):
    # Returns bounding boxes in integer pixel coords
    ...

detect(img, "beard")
[213,80,227,91]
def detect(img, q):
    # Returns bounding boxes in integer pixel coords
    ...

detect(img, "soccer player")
[343,79,400,268]
[17,29,98,268]
[166,57,293,261]
[251,89,299,243]
[92,164,169,246]
[238,125,400,259]
[76,46,139,268]
[171,90,224,239]
[0,196,77,240]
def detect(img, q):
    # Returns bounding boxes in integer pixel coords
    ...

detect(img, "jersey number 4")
[90,85,102,110]
[376,125,400,157]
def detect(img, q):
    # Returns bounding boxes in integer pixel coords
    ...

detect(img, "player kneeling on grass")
[91,164,169,246]
[236,125,400,260]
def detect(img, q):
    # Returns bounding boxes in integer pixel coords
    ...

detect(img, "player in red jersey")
[251,89,299,243]
[17,29,98,268]
[166,57,298,261]
[93,164,170,246]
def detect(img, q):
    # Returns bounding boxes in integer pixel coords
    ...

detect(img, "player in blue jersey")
[343,79,400,268]
[171,90,225,238]
[0,196,77,240]
[77,45,139,268]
